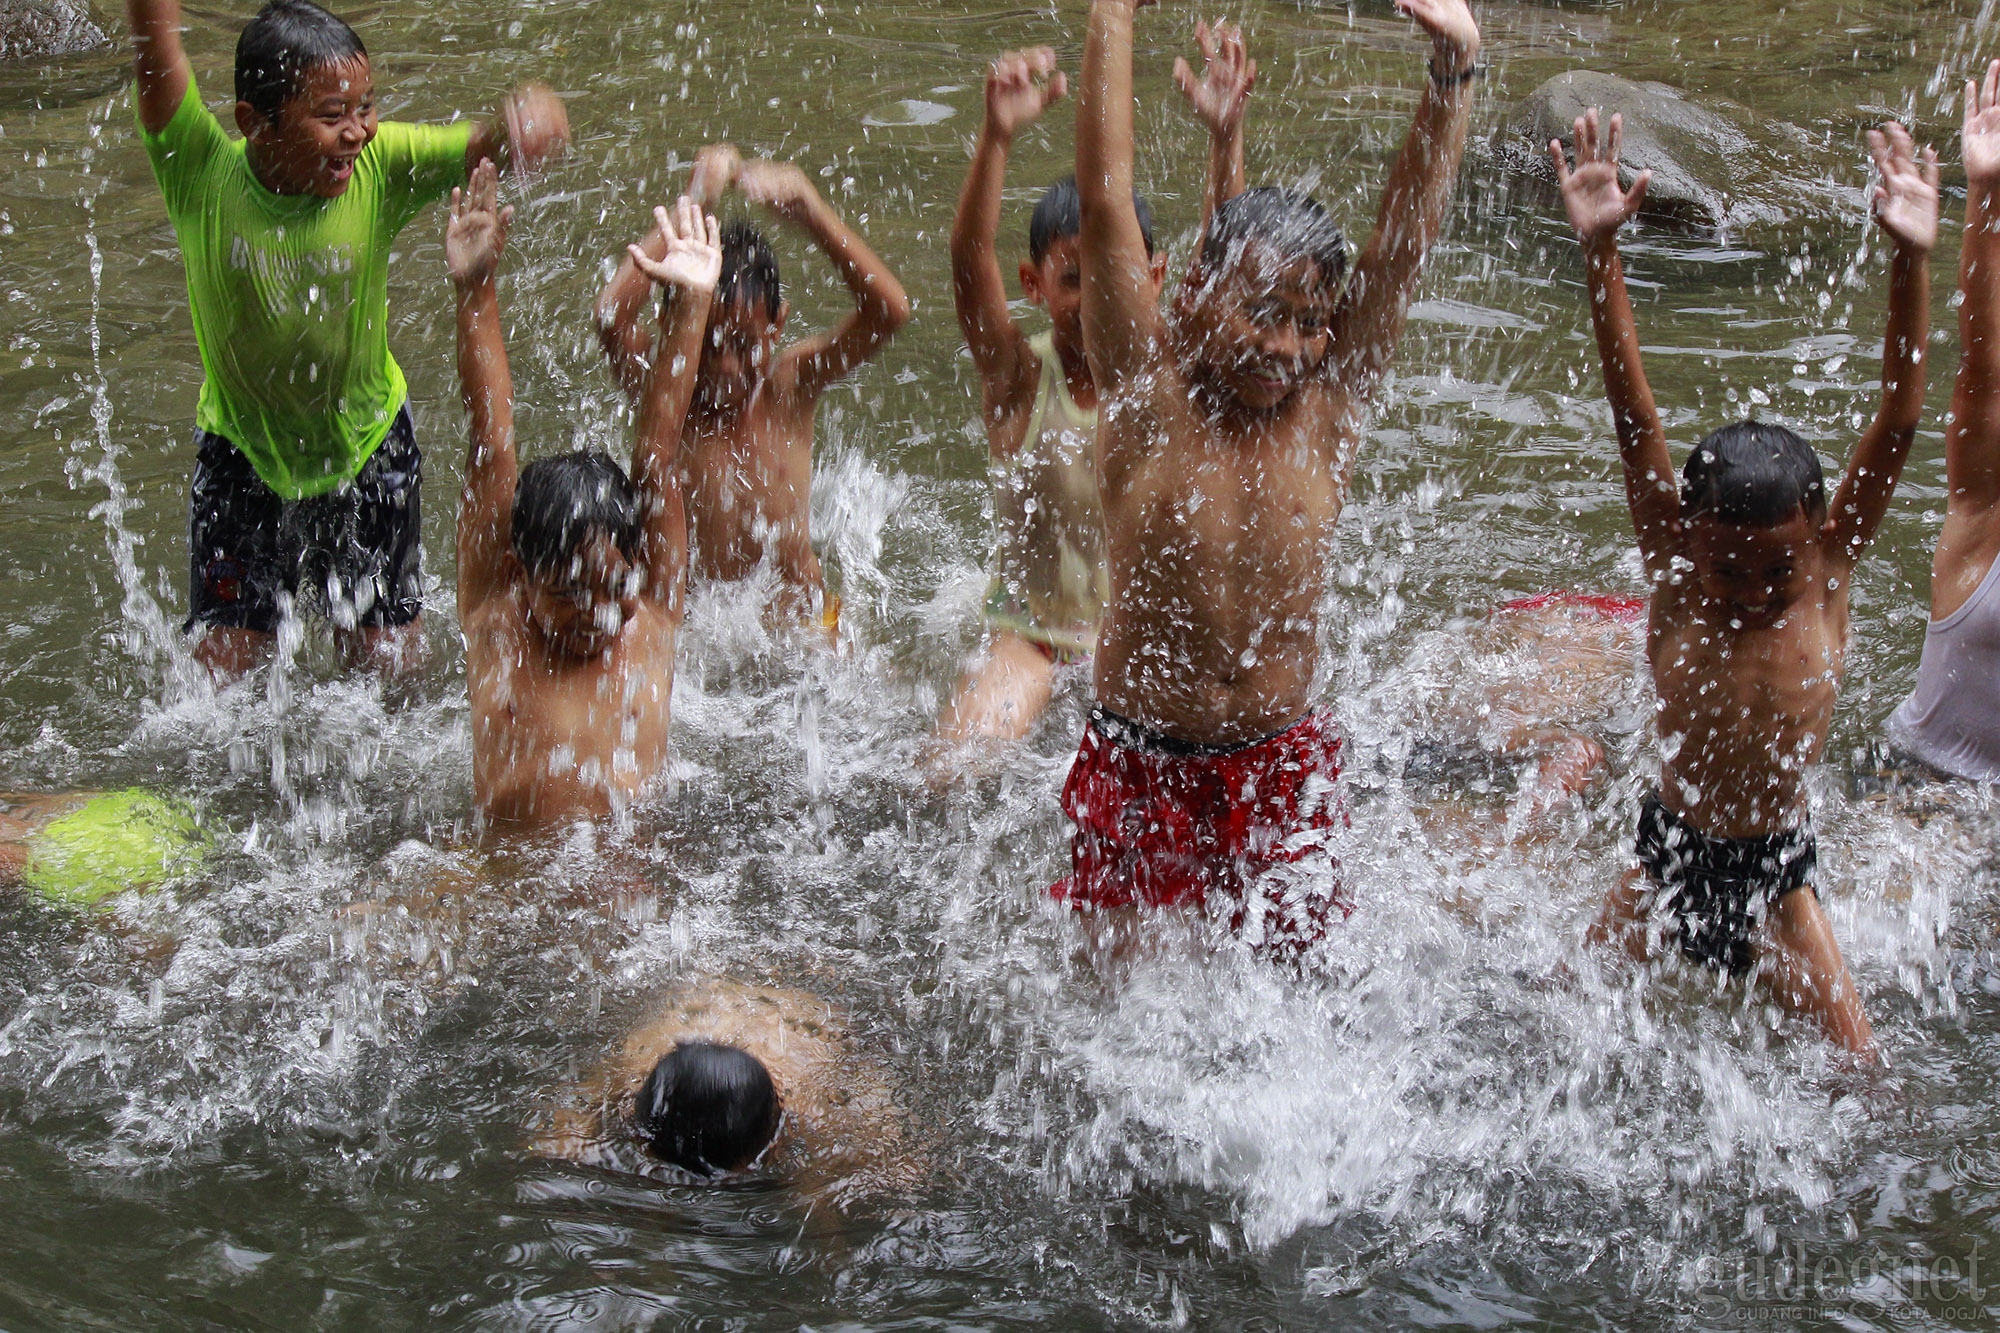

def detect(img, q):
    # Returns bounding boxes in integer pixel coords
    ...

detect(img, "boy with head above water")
[934,28,1251,747]
[594,144,912,630]
[451,167,717,825]
[1556,109,1938,1055]
[1057,0,1479,956]
[124,0,568,680]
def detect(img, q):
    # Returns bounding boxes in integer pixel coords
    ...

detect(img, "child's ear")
[234,100,275,142]
[1019,261,1045,305]
[774,300,791,335]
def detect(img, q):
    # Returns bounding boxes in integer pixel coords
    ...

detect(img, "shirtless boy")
[1558,110,1937,1054]
[935,28,1251,745]
[595,145,911,627]
[451,166,717,824]
[1891,63,2000,782]
[1058,0,1480,956]
[126,0,567,678]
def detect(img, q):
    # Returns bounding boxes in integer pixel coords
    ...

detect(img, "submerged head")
[634,1040,782,1175]
[1679,420,1828,620]
[1174,187,1348,414]
[234,0,375,198]
[1022,177,1162,363]
[699,220,787,412]
[511,452,644,655]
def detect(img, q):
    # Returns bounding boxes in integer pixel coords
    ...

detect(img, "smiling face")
[239,56,378,198]
[697,296,784,413]
[1174,242,1338,415]
[521,532,644,658]
[1681,507,1822,624]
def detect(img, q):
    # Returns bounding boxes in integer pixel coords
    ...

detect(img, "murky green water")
[4,0,2000,1327]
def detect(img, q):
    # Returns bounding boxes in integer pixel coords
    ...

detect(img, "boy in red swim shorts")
[1057,0,1479,956]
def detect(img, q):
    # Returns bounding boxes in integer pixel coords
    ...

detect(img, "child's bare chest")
[1120,433,1340,584]
[1651,609,1846,742]
[683,407,812,510]
[467,615,673,804]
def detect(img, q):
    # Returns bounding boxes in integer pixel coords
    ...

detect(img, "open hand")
[1397,0,1479,69]
[1868,121,1939,252]
[735,158,818,220]
[1173,20,1255,139]
[1966,61,2000,190]
[1551,108,1650,244]
[986,47,1066,140]
[629,196,722,294]
[502,82,570,173]
[446,158,513,286]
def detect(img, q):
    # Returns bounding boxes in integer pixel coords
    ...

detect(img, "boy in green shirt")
[125,0,569,677]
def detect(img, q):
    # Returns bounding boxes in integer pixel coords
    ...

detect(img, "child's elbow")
[876,281,913,333]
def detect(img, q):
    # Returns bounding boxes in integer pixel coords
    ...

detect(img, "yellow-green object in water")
[20,790,212,907]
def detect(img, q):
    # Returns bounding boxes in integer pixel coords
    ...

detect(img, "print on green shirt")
[140,75,472,499]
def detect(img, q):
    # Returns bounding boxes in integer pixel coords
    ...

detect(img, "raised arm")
[1326,0,1478,399]
[1553,109,1680,579]
[626,198,721,604]
[745,160,912,404]
[125,0,190,133]
[464,82,571,178]
[952,48,1065,434]
[1932,63,2000,614]
[1174,19,1255,260]
[595,146,744,403]
[1825,122,1937,567]
[1078,0,1164,392]
[447,160,520,616]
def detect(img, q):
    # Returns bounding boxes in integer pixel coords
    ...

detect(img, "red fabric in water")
[1494,590,1647,622]
[1053,710,1349,954]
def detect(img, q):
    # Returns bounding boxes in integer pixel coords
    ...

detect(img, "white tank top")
[986,332,1106,654]
[1888,552,2000,781]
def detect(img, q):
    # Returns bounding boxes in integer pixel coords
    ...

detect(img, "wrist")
[1429,36,1479,76]
[978,120,1015,152]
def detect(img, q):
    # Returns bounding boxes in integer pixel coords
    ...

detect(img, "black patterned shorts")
[186,407,423,634]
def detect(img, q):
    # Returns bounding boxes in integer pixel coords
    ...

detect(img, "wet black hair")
[635,1041,782,1175]
[235,0,368,126]
[1680,420,1827,526]
[717,220,783,321]
[1029,176,1157,265]
[1200,186,1347,290]
[510,452,642,582]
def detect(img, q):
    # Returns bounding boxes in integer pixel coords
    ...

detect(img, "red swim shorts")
[1054,706,1350,954]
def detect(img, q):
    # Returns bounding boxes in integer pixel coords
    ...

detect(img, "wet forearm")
[800,191,910,328]
[632,288,711,494]
[1078,0,1138,220]
[1877,242,1931,433]
[951,127,1012,342]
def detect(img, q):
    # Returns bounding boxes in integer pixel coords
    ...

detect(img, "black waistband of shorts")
[1088,704,1307,758]
[1636,790,1816,888]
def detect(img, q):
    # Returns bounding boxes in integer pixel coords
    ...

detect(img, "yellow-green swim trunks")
[20,790,212,907]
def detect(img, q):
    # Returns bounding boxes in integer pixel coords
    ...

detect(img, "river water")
[3,0,2000,1327]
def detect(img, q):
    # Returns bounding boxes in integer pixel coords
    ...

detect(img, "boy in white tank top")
[1890,63,2000,783]
[931,28,1253,753]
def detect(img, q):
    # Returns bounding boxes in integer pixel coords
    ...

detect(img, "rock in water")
[0,0,108,60]
[1499,70,1791,232]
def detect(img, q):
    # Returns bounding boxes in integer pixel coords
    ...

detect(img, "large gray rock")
[1499,70,1802,232]
[0,0,108,60]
